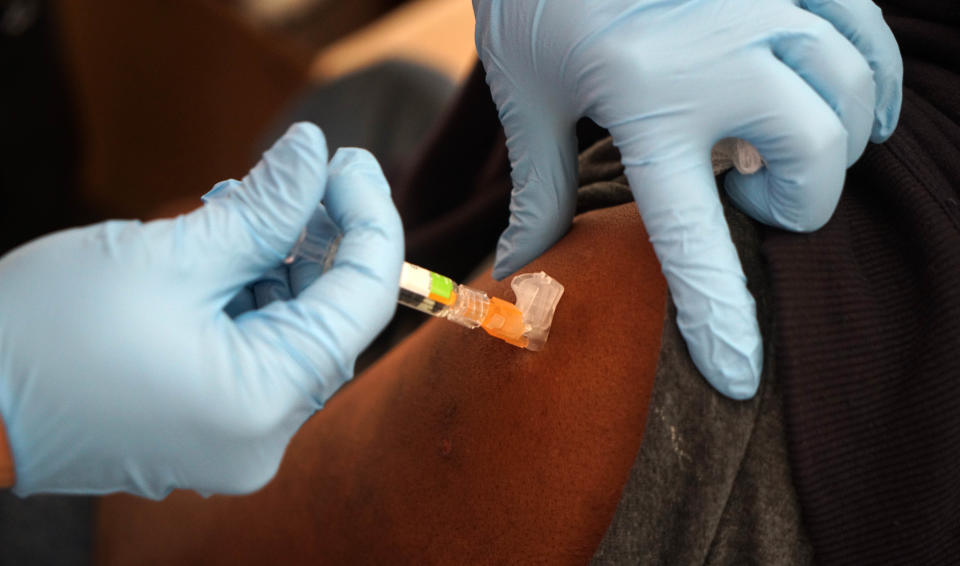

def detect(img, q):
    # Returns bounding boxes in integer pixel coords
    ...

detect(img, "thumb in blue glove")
[475,0,902,399]
[0,123,404,498]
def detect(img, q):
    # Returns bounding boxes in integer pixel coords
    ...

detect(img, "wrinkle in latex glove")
[474,0,902,399]
[0,124,404,498]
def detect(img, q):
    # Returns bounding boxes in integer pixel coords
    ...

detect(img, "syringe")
[398,262,564,350]
[286,226,563,350]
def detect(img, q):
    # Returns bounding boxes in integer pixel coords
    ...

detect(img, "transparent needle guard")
[510,272,564,351]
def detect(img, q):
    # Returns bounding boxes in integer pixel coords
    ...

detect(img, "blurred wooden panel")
[56,0,311,217]
[310,0,476,83]
[234,0,407,53]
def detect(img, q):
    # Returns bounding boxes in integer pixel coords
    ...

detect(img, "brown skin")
[95,203,667,566]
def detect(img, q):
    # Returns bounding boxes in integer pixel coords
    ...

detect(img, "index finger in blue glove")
[191,122,329,291]
[619,145,762,400]
[800,0,903,141]
[237,148,404,402]
[490,98,580,280]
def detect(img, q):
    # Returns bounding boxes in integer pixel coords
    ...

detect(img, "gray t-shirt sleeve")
[578,137,812,566]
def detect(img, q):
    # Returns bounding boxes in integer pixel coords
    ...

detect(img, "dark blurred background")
[0,0,476,255]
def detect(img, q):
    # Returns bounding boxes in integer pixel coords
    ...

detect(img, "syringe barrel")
[398,263,491,329]
[288,234,503,334]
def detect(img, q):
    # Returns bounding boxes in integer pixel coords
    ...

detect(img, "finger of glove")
[236,148,403,403]
[615,142,762,400]
[771,8,876,166]
[723,59,847,232]
[188,122,329,294]
[491,103,579,280]
[800,0,903,141]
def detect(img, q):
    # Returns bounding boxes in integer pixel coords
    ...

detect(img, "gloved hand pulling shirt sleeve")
[0,123,404,499]
[473,0,903,399]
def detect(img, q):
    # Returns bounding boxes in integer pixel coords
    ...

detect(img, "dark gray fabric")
[579,138,812,566]
[0,492,93,565]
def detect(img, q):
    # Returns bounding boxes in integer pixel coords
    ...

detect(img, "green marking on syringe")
[429,272,454,300]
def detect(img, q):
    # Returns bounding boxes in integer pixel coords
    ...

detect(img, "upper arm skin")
[95,203,667,566]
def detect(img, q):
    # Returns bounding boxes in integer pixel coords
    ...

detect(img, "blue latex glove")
[474,0,902,399]
[0,123,404,498]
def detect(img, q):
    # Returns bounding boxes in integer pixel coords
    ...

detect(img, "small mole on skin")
[439,438,453,457]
